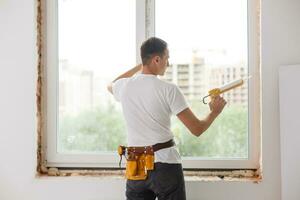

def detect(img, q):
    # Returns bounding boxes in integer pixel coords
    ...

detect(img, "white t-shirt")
[112,73,189,163]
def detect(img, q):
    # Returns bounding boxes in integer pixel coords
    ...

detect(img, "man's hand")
[209,95,227,116]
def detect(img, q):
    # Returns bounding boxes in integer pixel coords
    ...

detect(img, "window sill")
[184,170,261,183]
[36,167,262,183]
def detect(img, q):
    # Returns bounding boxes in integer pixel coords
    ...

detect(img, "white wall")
[0,0,300,199]
[279,65,300,200]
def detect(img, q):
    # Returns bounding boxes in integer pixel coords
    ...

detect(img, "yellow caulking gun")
[202,76,251,104]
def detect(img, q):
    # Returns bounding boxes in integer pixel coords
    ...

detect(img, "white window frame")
[44,0,260,169]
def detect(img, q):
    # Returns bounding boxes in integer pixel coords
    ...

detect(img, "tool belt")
[118,139,175,180]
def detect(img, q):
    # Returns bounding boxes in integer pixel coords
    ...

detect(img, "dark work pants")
[126,162,186,200]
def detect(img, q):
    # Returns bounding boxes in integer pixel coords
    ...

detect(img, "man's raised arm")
[107,64,142,94]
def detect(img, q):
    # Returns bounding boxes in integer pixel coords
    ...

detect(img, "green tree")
[58,102,126,153]
[58,100,248,158]
[174,100,248,158]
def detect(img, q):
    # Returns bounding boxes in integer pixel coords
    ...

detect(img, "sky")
[58,0,248,79]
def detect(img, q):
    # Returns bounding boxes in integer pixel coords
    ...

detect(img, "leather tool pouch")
[118,146,154,180]
[117,140,174,180]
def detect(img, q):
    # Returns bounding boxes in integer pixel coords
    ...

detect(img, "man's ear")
[154,55,160,64]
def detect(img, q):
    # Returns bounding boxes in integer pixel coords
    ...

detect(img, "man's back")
[113,73,188,163]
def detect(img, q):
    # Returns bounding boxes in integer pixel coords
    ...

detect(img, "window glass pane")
[156,0,249,158]
[58,0,136,153]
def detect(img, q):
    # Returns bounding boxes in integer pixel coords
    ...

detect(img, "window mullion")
[136,0,155,62]
[145,0,155,38]
[136,0,146,63]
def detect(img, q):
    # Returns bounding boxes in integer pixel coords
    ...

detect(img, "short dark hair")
[140,37,168,65]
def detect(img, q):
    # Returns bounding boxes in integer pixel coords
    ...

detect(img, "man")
[107,37,226,200]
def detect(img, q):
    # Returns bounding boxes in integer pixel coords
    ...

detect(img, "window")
[45,0,137,167]
[43,0,260,169]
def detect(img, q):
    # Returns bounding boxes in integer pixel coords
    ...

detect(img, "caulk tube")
[219,79,243,93]
[219,76,251,93]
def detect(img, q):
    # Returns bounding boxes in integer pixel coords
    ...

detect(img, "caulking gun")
[202,76,251,104]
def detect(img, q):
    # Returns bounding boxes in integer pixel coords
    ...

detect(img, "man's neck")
[141,65,157,76]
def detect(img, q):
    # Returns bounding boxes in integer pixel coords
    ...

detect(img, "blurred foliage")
[58,100,248,158]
